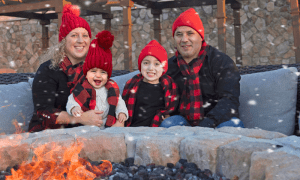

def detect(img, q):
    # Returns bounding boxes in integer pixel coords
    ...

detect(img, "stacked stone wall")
[0,0,295,72]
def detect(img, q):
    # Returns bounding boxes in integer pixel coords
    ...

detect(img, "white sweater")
[66,86,128,128]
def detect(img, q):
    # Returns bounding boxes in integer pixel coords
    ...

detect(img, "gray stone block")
[250,151,300,180]
[134,135,184,166]
[216,140,277,180]
[180,132,240,173]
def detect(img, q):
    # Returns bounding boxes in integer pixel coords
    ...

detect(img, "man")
[164,8,243,128]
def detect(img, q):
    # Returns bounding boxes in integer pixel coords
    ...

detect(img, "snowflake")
[267,149,274,153]
[248,100,257,105]
[127,136,134,141]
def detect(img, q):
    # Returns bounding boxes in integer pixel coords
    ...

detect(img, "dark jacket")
[28,60,82,132]
[166,45,241,128]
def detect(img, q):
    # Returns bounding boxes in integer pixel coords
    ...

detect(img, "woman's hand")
[76,110,104,127]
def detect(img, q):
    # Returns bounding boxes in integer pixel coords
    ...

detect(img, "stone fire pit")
[0,126,299,180]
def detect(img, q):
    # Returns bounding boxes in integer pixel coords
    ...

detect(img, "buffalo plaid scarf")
[176,41,209,126]
[60,57,119,127]
[122,74,179,127]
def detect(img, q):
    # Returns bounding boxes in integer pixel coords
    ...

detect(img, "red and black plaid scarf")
[122,74,179,127]
[176,41,209,126]
[59,57,119,127]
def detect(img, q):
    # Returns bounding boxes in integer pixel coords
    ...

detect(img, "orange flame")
[5,142,112,180]
[12,119,25,134]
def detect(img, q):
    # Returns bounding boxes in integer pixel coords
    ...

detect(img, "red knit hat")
[138,40,168,75]
[83,30,114,78]
[172,8,204,39]
[59,4,92,42]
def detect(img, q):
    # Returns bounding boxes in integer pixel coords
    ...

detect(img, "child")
[66,31,128,128]
[122,40,179,127]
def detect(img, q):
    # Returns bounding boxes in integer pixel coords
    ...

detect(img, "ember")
[5,142,112,180]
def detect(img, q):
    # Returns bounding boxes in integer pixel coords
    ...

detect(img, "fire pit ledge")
[0,126,299,180]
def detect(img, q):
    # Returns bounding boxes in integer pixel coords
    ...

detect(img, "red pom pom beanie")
[138,40,168,75]
[83,30,114,78]
[59,4,92,42]
[172,8,204,39]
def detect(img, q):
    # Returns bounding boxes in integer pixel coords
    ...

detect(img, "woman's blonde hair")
[39,39,66,69]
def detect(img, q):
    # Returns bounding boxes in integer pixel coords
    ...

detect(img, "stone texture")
[241,13,248,25]
[267,34,274,42]
[0,133,31,171]
[217,127,287,139]
[283,50,295,59]
[242,41,254,55]
[250,151,300,180]
[139,9,147,19]
[203,6,212,14]
[255,18,266,31]
[142,23,151,33]
[180,132,240,173]
[0,143,30,171]
[77,131,126,163]
[29,53,39,65]
[259,47,270,57]
[134,135,184,166]
[276,41,290,56]
[274,136,300,150]
[216,141,279,180]
[274,36,284,46]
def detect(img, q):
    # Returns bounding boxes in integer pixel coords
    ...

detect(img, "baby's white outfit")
[66,86,128,129]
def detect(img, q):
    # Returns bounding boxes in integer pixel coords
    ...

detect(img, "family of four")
[28,4,244,132]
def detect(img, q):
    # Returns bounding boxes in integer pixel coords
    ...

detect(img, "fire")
[5,142,112,180]
[12,119,25,134]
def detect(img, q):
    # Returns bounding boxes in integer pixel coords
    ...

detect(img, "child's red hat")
[138,40,168,75]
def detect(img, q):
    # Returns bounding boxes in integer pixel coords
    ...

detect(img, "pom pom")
[96,30,114,49]
[63,4,80,17]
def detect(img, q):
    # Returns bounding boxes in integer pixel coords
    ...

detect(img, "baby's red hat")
[83,30,114,78]
[138,40,168,75]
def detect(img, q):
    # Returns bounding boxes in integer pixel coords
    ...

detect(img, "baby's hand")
[71,106,83,117]
[117,113,127,123]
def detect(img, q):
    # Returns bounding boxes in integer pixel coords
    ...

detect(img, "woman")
[28,4,104,132]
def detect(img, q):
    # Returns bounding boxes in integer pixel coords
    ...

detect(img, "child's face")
[141,56,163,84]
[86,68,108,89]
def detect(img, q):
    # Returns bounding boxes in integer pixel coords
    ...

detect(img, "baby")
[66,31,128,128]
[122,40,179,127]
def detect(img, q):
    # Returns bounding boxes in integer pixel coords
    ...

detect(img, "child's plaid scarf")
[60,57,119,127]
[175,41,209,126]
[122,74,179,127]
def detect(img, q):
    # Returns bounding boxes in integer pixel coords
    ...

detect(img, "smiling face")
[86,68,108,89]
[174,26,203,63]
[65,27,91,65]
[141,55,163,84]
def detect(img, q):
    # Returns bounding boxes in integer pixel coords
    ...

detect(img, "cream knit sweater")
[66,86,128,129]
